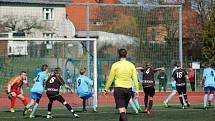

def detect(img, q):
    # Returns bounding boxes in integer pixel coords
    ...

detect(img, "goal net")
[0,37,97,109]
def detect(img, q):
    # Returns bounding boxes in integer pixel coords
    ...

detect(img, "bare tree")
[192,0,214,28]
[0,15,52,34]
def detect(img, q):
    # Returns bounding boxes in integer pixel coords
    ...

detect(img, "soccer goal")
[0,37,97,109]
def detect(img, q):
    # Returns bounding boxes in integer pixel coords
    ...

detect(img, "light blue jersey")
[76,75,93,97]
[31,72,49,94]
[131,70,140,92]
[171,67,177,90]
[203,67,215,87]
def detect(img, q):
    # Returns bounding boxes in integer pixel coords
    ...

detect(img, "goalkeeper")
[4,71,29,112]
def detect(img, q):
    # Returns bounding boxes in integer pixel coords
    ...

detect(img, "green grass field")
[0,105,214,121]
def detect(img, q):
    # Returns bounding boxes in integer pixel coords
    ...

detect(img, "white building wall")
[0,5,75,38]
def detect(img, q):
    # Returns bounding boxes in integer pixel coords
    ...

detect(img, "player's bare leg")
[164,90,177,107]
[17,94,28,107]
[118,107,127,121]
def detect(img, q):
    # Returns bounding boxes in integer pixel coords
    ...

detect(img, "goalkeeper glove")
[8,93,12,100]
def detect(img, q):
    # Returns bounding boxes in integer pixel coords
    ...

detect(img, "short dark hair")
[145,61,152,67]
[41,64,48,71]
[19,71,27,75]
[54,67,61,74]
[118,48,127,58]
[205,62,211,67]
[79,68,86,75]
[174,62,181,67]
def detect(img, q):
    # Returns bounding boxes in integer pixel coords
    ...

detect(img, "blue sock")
[134,99,140,109]
[30,103,38,116]
[26,103,33,109]
[129,100,137,113]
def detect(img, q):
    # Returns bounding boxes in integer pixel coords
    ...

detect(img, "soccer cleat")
[82,110,87,112]
[163,101,169,107]
[187,103,190,107]
[23,107,32,116]
[135,110,139,115]
[182,105,185,109]
[204,107,208,111]
[46,114,53,119]
[137,107,143,113]
[73,113,80,118]
[10,108,15,113]
[29,115,35,118]
[143,108,148,113]
[93,107,98,113]
[147,110,151,115]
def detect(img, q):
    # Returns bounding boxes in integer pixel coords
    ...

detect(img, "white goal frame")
[0,37,98,107]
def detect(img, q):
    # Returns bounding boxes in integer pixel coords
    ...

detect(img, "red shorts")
[9,89,21,95]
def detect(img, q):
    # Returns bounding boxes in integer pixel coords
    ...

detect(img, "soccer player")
[45,67,79,118]
[23,64,49,118]
[105,49,139,121]
[136,62,163,114]
[172,62,190,109]
[76,68,97,112]
[157,68,167,92]
[202,62,215,110]
[129,80,142,114]
[4,71,28,112]
[163,63,178,107]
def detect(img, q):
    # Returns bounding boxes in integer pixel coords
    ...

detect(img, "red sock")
[11,96,17,108]
[22,99,28,106]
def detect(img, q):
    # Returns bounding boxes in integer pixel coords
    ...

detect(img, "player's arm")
[183,70,189,81]
[136,67,144,70]
[58,76,73,93]
[104,65,115,93]
[154,67,165,73]
[132,67,139,95]
[7,77,19,93]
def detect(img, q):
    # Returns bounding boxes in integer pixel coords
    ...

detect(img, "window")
[43,33,54,49]
[43,33,54,38]
[43,8,54,20]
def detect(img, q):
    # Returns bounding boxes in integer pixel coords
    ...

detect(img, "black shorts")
[143,86,155,97]
[114,87,132,109]
[176,85,187,95]
[47,94,65,104]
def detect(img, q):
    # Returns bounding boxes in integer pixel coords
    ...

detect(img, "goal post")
[0,37,97,108]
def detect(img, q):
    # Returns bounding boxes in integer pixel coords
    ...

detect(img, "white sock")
[204,94,208,108]
[165,92,175,103]
[208,94,214,101]
[182,95,186,105]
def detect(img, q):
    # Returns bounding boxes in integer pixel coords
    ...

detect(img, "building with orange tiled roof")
[66,0,121,31]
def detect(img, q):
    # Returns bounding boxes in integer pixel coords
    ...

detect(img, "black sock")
[83,99,86,111]
[184,94,188,103]
[144,95,148,108]
[179,96,184,106]
[65,104,73,113]
[119,112,127,121]
[148,100,153,110]
[48,102,52,113]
